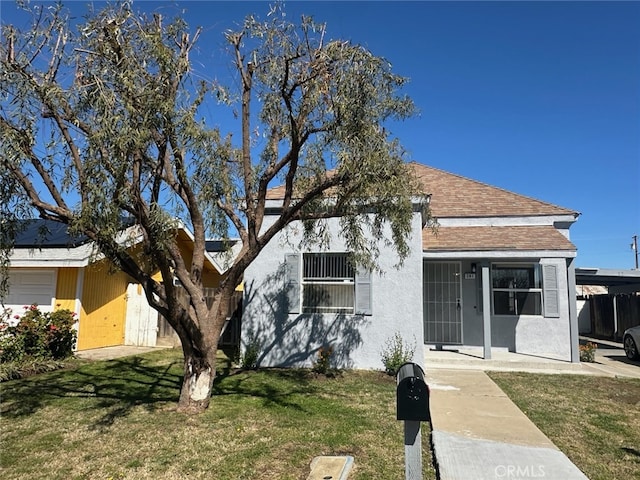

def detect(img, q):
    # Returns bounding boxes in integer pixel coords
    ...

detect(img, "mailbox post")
[396,362,430,480]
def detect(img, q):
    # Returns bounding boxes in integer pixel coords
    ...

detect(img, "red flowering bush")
[0,304,77,363]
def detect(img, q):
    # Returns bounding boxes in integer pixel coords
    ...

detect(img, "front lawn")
[489,372,640,480]
[0,349,435,480]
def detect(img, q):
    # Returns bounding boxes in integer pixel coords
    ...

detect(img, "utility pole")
[632,235,639,270]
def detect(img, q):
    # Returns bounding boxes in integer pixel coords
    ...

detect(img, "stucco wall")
[577,299,591,334]
[242,212,425,370]
[444,258,574,359]
[514,258,572,360]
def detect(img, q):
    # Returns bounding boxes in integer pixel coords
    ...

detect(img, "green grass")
[489,372,640,480]
[0,357,77,381]
[0,349,435,480]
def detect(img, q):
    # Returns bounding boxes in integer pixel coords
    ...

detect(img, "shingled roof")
[423,226,576,252]
[409,162,578,218]
[263,162,578,253]
[266,163,577,217]
[412,163,579,253]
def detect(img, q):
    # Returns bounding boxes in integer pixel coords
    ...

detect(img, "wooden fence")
[589,294,640,341]
[157,287,243,350]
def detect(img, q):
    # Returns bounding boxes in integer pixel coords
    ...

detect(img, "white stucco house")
[242,162,581,369]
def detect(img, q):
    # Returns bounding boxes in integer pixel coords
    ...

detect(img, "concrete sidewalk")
[425,344,640,379]
[426,368,588,480]
[75,345,170,361]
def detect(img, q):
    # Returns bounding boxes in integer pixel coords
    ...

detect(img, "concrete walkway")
[427,369,588,480]
[425,344,639,480]
[425,344,640,379]
[75,345,170,361]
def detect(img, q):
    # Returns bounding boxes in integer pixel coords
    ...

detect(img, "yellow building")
[6,221,231,350]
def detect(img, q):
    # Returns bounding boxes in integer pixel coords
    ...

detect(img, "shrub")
[380,332,415,376]
[312,345,334,375]
[240,340,260,370]
[579,342,597,363]
[0,357,67,381]
[0,304,77,363]
[46,308,78,359]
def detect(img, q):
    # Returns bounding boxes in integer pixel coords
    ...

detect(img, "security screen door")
[423,262,462,344]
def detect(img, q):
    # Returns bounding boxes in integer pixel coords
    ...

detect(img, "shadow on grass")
[213,367,317,413]
[1,352,321,427]
[622,447,640,458]
[0,354,183,425]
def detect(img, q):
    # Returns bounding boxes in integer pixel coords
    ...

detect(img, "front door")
[423,262,462,344]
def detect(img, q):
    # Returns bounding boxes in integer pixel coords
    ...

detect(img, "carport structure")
[575,268,640,294]
[575,268,640,341]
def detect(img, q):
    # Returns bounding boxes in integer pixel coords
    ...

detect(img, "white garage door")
[3,269,57,321]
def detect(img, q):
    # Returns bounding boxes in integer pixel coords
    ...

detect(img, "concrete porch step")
[424,348,586,373]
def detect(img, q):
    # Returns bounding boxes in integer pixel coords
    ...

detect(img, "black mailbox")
[396,362,430,422]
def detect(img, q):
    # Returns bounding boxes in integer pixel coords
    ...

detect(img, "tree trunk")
[173,283,236,413]
[176,344,218,414]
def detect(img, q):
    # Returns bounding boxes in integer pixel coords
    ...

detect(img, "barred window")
[302,253,355,313]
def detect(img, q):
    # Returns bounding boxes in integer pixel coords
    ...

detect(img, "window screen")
[492,264,543,316]
[302,253,355,313]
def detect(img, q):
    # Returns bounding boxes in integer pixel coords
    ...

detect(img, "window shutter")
[285,254,300,314]
[355,268,372,315]
[542,264,560,318]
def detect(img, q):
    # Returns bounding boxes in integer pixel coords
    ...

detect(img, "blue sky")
[2,1,639,269]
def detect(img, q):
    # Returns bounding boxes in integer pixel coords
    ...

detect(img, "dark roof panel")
[13,220,89,248]
[205,239,240,253]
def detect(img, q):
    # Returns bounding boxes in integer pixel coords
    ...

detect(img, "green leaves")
[223,10,422,269]
[1,5,425,401]
[1,1,422,269]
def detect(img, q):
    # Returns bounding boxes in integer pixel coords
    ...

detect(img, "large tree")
[0,2,422,413]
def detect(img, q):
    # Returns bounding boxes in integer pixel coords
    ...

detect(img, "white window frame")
[284,252,372,316]
[302,253,356,314]
[491,263,543,316]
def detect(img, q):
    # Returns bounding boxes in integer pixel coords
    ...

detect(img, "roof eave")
[423,249,577,259]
